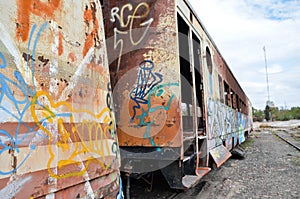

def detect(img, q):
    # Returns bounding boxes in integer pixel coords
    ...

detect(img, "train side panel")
[201,44,253,150]
[204,41,253,151]
[103,0,182,148]
[181,0,253,161]
[0,0,121,198]
[103,0,253,192]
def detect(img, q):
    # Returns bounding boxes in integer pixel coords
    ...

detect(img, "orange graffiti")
[86,62,106,75]
[58,32,63,55]
[82,3,99,57]
[16,0,61,41]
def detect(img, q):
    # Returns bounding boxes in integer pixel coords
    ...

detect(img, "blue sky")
[189,0,300,110]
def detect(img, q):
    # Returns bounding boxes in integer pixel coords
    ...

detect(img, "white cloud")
[258,64,283,74]
[189,0,300,109]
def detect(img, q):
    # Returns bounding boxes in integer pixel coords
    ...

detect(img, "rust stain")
[16,0,61,41]
[83,2,99,57]
[68,52,77,63]
[58,31,63,55]
[1,0,120,198]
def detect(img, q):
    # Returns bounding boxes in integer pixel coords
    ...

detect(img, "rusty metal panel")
[202,44,251,147]
[209,144,231,168]
[213,49,247,105]
[103,0,182,147]
[0,0,120,198]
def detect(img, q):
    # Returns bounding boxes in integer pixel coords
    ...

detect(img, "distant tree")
[290,107,300,119]
[264,105,270,121]
[252,106,300,122]
[252,107,264,122]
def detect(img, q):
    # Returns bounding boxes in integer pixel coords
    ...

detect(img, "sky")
[188,0,300,110]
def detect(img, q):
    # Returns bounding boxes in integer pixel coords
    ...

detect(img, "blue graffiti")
[128,60,179,146]
[130,60,163,120]
[117,176,123,199]
[142,82,179,145]
[0,22,49,175]
[0,52,7,68]
[237,112,247,143]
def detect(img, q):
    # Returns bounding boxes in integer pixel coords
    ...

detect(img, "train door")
[192,33,205,134]
[177,13,193,132]
[192,32,208,169]
[177,13,210,188]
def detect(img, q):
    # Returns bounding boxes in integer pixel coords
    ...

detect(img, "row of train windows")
[219,76,247,114]
[205,44,247,114]
[177,13,248,115]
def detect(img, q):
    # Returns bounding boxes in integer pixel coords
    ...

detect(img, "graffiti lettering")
[127,60,179,145]
[0,24,48,175]
[1,21,117,178]
[142,82,179,145]
[208,98,250,147]
[110,2,153,74]
[31,90,116,178]
[130,60,162,120]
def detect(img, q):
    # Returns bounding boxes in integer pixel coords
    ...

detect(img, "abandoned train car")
[0,0,121,198]
[0,0,253,198]
[103,0,253,193]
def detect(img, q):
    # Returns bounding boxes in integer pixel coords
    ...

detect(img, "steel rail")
[274,132,300,151]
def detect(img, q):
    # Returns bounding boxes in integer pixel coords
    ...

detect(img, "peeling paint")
[0,0,120,198]
[0,176,31,198]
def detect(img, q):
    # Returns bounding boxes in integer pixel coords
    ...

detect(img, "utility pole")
[263,46,271,121]
[263,46,270,102]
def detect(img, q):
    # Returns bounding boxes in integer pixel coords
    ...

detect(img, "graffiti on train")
[0,5,117,178]
[110,2,154,74]
[16,0,61,42]
[0,23,49,176]
[16,0,100,58]
[208,99,250,146]
[128,60,179,145]
[130,60,163,120]
[0,33,117,178]
[30,91,117,179]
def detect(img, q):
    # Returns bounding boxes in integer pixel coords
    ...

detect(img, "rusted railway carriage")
[103,0,253,194]
[0,0,121,198]
[0,0,253,198]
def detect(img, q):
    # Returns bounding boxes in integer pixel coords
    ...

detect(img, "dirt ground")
[129,121,300,199]
[189,121,300,199]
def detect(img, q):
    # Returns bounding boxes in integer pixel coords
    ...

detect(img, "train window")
[190,12,193,23]
[238,96,240,111]
[231,90,235,108]
[223,81,230,106]
[177,14,190,67]
[177,13,193,131]
[218,75,224,103]
[100,0,106,26]
[206,47,213,74]
[192,32,203,129]
[240,99,243,112]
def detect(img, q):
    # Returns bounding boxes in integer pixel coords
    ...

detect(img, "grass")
[240,137,255,148]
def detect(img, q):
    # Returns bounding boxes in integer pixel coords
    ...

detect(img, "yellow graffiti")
[57,118,71,151]
[110,2,153,74]
[31,90,116,179]
[212,149,220,159]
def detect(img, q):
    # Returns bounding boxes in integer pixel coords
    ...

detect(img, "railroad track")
[273,131,300,151]
[128,172,207,199]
